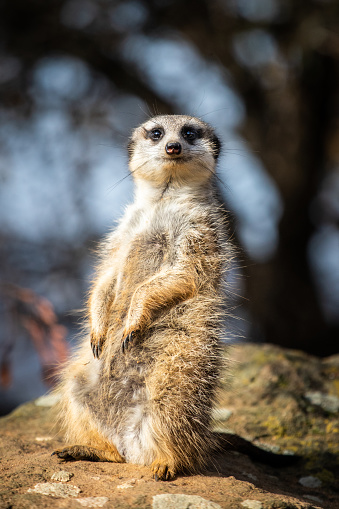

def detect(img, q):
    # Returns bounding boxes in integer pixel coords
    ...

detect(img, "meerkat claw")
[52,449,74,460]
[90,333,104,359]
[122,331,134,353]
[92,343,100,359]
[151,461,174,481]
[121,337,127,353]
[91,344,96,358]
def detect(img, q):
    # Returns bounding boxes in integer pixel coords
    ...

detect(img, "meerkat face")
[128,115,221,186]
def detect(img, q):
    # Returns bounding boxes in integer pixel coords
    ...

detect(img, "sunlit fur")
[54,115,235,481]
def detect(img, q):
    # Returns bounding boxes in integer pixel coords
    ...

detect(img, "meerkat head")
[128,115,221,187]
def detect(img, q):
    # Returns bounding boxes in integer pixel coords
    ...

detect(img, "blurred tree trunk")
[248,52,337,355]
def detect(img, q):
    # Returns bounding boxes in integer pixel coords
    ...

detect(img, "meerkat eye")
[149,128,163,141]
[181,126,199,141]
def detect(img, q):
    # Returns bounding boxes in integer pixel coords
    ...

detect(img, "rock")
[116,478,136,489]
[153,494,222,509]
[241,501,263,509]
[216,343,339,482]
[75,497,109,507]
[241,472,258,481]
[303,494,323,503]
[51,470,74,482]
[27,482,81,498]
[304,391,339,413]
[298,476,322,488]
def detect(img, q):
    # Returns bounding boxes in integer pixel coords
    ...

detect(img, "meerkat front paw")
[90,330,106,359]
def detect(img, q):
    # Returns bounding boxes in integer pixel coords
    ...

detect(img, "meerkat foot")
[121,330,137,353]
[151,460,175,481]
[52,445,125,463]
[90,332,106,359]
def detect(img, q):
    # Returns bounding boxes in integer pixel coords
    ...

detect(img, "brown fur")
[53,115,235,481]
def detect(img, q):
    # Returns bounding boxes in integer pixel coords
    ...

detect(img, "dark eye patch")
[181,125,202,144]
[211,134,221,159]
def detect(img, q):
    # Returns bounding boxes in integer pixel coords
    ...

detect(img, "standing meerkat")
[53,114,235,481]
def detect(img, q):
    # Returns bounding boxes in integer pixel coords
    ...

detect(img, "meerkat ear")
[211,134,221,160]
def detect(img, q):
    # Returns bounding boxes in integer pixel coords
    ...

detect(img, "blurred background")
[0,0,339,414]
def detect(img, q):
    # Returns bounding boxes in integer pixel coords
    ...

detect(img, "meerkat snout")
[165,142,182,155]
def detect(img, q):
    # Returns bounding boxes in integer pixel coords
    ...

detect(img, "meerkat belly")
[111,389,155,465]
[101,217,188,462]
[96,360,157,465]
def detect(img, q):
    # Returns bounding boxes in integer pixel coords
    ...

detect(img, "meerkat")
[52,114,235,481]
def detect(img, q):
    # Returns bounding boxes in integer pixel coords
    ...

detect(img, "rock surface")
[1,343,338,509]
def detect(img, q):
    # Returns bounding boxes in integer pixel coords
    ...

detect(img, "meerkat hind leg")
[52,445,125,463]
[151,459,175,481]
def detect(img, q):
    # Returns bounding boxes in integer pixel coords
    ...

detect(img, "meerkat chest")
[110,203,180,291]
[120,202,186,263]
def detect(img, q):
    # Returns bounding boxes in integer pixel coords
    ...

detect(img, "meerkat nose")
[165,142,182,155]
